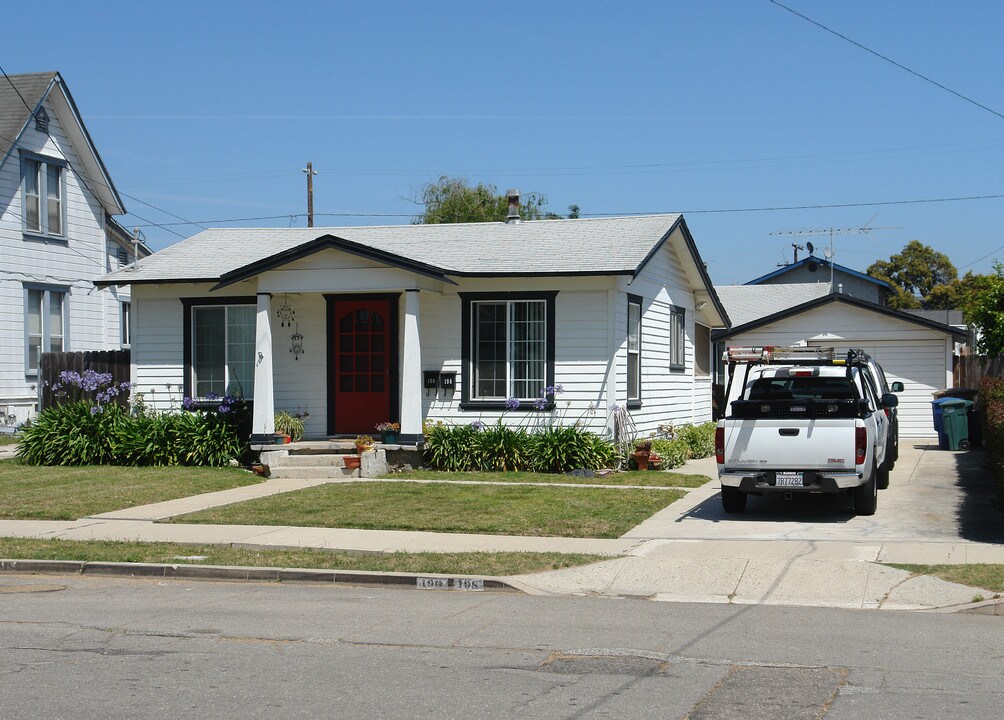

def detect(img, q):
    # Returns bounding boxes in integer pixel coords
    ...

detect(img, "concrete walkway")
[2,442,1003,612]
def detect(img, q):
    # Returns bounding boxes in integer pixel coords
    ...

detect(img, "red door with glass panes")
[330,299,393,435]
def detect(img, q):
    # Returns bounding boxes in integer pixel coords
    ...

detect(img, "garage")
[713,289,966,438]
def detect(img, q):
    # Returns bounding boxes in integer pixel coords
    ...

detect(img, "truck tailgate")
[722,418,857,471]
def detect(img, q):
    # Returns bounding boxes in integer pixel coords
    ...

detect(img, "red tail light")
[715,426,725,464]
[855,426,867,465]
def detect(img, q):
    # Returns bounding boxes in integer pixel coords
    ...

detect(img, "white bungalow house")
[0,71,148,426]
[96,209,729,443]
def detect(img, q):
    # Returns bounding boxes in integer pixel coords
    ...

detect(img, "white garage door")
[810,340,947,437]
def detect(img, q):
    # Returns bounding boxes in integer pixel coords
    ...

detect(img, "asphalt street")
[1,574,1001,719]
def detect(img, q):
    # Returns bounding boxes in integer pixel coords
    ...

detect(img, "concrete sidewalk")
[2,444,1003,612]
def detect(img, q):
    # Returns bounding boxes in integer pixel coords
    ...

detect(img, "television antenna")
[770,217,900,291]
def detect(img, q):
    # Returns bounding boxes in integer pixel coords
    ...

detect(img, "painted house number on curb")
[417,577,485,591]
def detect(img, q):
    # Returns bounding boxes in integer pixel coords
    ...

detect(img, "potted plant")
[343,455,361,470]
[632,440,654,471]
[375,421,400,444]
[274,410,305,442]
[355,434,374,454]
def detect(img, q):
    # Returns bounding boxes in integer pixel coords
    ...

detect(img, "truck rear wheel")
[721,486,747,513]
[877,467,890,490]
[853,467,878,516]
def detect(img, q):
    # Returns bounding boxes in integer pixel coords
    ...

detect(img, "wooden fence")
[954,354,1004,388]
[39,350,131,411]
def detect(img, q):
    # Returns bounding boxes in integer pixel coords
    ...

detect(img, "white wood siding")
[726,303,952,437]
[0,93,125,421]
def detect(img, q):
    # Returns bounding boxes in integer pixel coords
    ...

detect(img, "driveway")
[624,441,1004,546]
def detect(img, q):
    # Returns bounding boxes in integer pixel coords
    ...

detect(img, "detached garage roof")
[713,289,967,341]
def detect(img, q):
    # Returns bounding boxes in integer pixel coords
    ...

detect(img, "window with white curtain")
[25,286,66,374]
[627,296,641,403]
[21,154,64,237]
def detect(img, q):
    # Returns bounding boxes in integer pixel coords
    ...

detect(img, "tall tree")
[415,176,569,224]
[867,240,958,309]
[924,271,991,312]
[967,262,1004,356]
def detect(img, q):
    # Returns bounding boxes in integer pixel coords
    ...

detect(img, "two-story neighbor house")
[96,211,730,442]
[0,71,146,426]
[745,254,894,305]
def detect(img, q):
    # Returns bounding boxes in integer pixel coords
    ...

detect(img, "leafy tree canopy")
[924,271,992,312]
[967,262,1004,356]
[415,176,574,224]
[867,240,958,309]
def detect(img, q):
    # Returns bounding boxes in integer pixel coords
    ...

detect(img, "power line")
[768,0,1004,122]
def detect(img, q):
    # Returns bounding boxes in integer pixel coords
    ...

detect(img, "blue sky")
[7,1,1004,284]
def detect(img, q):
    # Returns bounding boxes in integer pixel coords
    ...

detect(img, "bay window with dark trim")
[627,294,642,407]
[460,291,556,409]
[182,298,256,399]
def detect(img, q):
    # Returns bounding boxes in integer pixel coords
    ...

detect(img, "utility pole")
[303,162,318,227]
[770,219,900,292]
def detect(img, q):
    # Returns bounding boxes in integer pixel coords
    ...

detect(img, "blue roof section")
[744,255,892,289]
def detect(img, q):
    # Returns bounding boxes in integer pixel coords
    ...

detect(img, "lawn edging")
[0,557,525,593]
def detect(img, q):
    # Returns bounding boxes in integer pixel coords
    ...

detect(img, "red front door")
[331,299,393,434]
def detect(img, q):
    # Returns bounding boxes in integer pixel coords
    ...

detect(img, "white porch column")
[251,292,275,442]
[400,289,423,442]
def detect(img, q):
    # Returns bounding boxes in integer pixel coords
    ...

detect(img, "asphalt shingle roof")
[0,72,55,160]
[714,283,832,327]
[99,214,684,284]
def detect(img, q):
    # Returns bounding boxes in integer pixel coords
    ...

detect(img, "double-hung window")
[627,295,642,406]
[25,286,67,374]
[120,302,131,347]
[184,300,256,399]
[461,292,556,406]
[669,305,686,371]
[21,154,65,237]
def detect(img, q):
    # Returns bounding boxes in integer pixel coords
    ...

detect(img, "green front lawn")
[0,436,19,446]
[379,469,711,488]
[0,460,261,520]
[172,482,685,538]
[0,537,605,576]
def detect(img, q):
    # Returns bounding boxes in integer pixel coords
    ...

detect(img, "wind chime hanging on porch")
[276,295,305,361]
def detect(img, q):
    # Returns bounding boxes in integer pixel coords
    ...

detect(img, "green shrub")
[979,377,1004,490]
[423,421,616,473]
[649,437,692,469]
[676,422,717,459]
[17,401,130,466]
[17,403,242,467]
[530,426,617,473]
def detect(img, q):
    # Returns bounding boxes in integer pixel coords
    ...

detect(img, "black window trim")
[670,304,686,372]
[627,293,643,409]
[459,291,557,411]
[181,296,256,400]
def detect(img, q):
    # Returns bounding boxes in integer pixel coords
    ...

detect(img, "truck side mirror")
[891,381,904,392]
[882,393,899,408]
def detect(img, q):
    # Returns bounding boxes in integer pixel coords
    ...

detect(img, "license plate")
[775,472,803,487]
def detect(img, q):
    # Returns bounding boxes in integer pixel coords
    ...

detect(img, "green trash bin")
[939,398,973,450]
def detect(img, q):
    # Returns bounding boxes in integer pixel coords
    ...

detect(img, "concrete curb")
[0,558,523,593]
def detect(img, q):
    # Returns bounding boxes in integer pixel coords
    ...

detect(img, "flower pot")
[355,444,373,455]
[343,455,361,470]
[380,431,399,444]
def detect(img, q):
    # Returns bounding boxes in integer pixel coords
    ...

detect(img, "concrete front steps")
[259,441,387,479]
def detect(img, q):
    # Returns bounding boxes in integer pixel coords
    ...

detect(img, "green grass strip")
[885,563,1004,593]
[0,537,605,576]
[0,460,260,521]
[171,482,684,538]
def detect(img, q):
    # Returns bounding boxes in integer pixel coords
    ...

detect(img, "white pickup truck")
[715,346,898,516]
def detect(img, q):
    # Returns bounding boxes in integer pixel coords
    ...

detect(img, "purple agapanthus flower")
[533,397,548,411]
[89,405,102,415]
[205,391,219,401]
[181,396,196,411]
[470,420,485,431]
[218,404,230,413]
[505,397,520,410]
